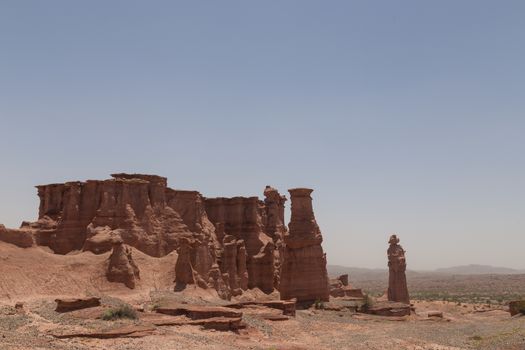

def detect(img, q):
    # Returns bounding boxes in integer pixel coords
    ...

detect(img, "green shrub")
[102,304,138,321]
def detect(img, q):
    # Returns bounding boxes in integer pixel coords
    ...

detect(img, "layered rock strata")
[0,174,330,301]
[279,188,329,303]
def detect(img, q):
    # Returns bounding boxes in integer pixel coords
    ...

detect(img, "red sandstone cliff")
[0,174,330,301]
[279,188,329,303]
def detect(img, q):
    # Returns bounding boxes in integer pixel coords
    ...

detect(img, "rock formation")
[387,234,409,304]
[205,196,275,294]
[279,188,329,303]
[0,174,330,301]
[0,224,34,248]
[328,275,364,299]
[263,186,287,288]
[106,238,140,289]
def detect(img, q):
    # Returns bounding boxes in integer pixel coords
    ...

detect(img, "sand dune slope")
[0,241,178,303]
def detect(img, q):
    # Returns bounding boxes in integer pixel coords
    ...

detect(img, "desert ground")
[1,241,524,350]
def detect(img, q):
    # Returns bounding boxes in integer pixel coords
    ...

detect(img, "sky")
[1,1,524,270]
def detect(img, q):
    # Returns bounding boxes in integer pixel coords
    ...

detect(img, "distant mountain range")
[327,264,525,280]
[433,264,525,275]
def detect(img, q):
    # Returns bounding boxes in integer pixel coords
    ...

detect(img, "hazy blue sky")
[1,1,524,269]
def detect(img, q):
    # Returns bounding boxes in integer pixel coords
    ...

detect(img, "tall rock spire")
[279,188,329,303]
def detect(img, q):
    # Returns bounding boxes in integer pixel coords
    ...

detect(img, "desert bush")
[360,294,374,312]
[102,304,138,321]
[314,298,325,310]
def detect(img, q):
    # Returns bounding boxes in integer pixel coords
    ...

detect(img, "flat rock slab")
[144,314,244,331]
[51,325,155,339]
[155,304,242,320]
[363,301,411,317]
[225,300,296,316]
[260,314,290,321]
[55,297,101,312]
[427,310,444,318]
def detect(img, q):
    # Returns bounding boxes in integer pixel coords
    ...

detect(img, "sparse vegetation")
[314,298,325,310]
[360,294,374,312]
[102,304,138,321]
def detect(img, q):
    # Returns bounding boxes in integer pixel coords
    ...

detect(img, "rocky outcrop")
[280,188,329,303]
[329,275,364,298]
[207,264,232,300]
[0,224,34,248]
[361,301,411,317]
[205,196,275,294]
[35,175,189,256]
[263,186,287,288]
[1,174,331,302]
[155,304,242,319]
[387,234,410,304]
[106,239,140,289]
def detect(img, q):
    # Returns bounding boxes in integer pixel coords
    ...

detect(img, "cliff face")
[0,174,329,301]
[36,174,189,256]
[204,197,275,294]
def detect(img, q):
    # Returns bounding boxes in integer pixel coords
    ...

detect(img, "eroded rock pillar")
[280,188,329,303]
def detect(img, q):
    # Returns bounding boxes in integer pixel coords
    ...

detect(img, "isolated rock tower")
[279,188,329,303]
[387,234,410,303]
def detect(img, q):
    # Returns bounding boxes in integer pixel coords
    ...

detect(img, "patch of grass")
[102,304,137,321]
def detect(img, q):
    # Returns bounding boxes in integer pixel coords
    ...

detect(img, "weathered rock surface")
[508,300,525,316]
[0,174,330,302]
[55,297,101,312]
[106,240,140,289]
[155,304,242,319]
[329,275,365,299]
[0,224,34,248]
[225,300,296,316]
[280,188,329,303]
[52,325,155,339]
[362,301,411,317]
[387,234,410,304]
[205,196,275,294]
[145,314,244,331]
[263,186,287,288]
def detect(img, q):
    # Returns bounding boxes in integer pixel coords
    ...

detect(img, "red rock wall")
[0,174,331,301]
[204,196,275,294]
[280,188,329,302]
